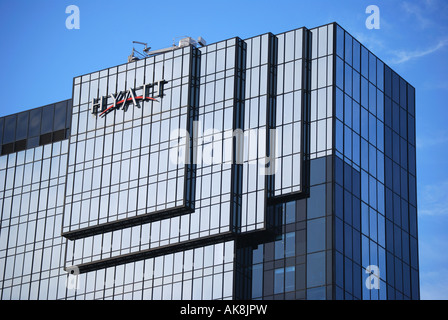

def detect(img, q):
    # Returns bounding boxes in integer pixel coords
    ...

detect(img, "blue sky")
[0,0,447,299]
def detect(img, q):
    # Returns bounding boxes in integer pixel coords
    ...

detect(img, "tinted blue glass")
[361,47,368,79]
[384,66,392,98]
[336,119,344,154]
[307,286,325,300]
[409,175,416,207]
[368,52,376,85]
[308,218,325,253]
[344,224,352,259]
[307,252,325,287]
[335,217,343,252]
[345,63,352,95]
[0,118,4,144]
[400,138,408,171]
[336,25,344,58]
[361,203,369,236]
[392,73,400,103]
[369,83,376,115]
[361,77,368,108]
[352,102,360,134]
[253,244,264,264]
[377,60,384,91]
[410,236,418,269]
[275,235,284,259]
[344,161,352,192]
[344,190,352,225]
[409,205,417,237]
[16,112,29,140]
[392,132,400,164]
[394,224,402,259]
[353,168,361,199]
[41,105,54,134]
[54,101,67,131]
[335,156,343,186]
[336,88,344,120]
[310,157,326,186]
[369,114,376,146]
[3,115,16,143]
[353,132,360,166]
[393,163,401,197]
[400,168,408,201]
[407,84,415,117]
[377,151,384,185]
[344,126,352,160]
[370,240,378,267]
[361,138,368,171]
[361,235,369,268]
[402,263,410,297]
[285,232,295,257]
[353,229,361,263]
[335,251,343,287]
[386,251,395,285]
[344,94,352,127]
[384,96,392,128]
[402,231,410,264]
[408,114,415,145]
[408,146,416,176]
[377,90,384,122]
[29,108,42,137]
[361,170,369,204]
[285,201,295,224]
[307,184,326,219]
[353,71,360,103]
[274,268,284,294]
[252,264,263,298]
[345,257,353,294]
[361,107,368,140]
[285,266,295,292]
[335,184,343,220]
[377,120,384,152]
[369,208,378,242]
[353,39,360,72]
[384,126,392,157]
[336,57,344,90]
[400,78,407,108]
[394,257,403,292]
[345,32,352,65]
[411,269,419,299]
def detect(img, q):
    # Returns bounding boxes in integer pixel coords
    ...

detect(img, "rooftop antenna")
[128,41,152,62]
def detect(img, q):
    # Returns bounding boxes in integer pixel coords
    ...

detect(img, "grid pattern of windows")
[64,47,195,234]
[240,33,273,232]
[65,241,234,300]
[0,100,71,156]
[334,24,387,300]
[333,24,418,300]
[250,156,332,300]
[0,23,418,301]
[273,28,308,197]
[0,141,68,299]
[383,66,418,300]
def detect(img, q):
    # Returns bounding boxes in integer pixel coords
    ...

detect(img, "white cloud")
[418,181,448,216]
[389,39,448,64]
[420,269,448,300]
[416,131,448,149]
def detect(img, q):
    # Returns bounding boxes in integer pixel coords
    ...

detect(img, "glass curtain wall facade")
[0,22,419,300]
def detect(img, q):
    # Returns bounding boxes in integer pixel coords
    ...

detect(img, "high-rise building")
[0,22,419,300]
